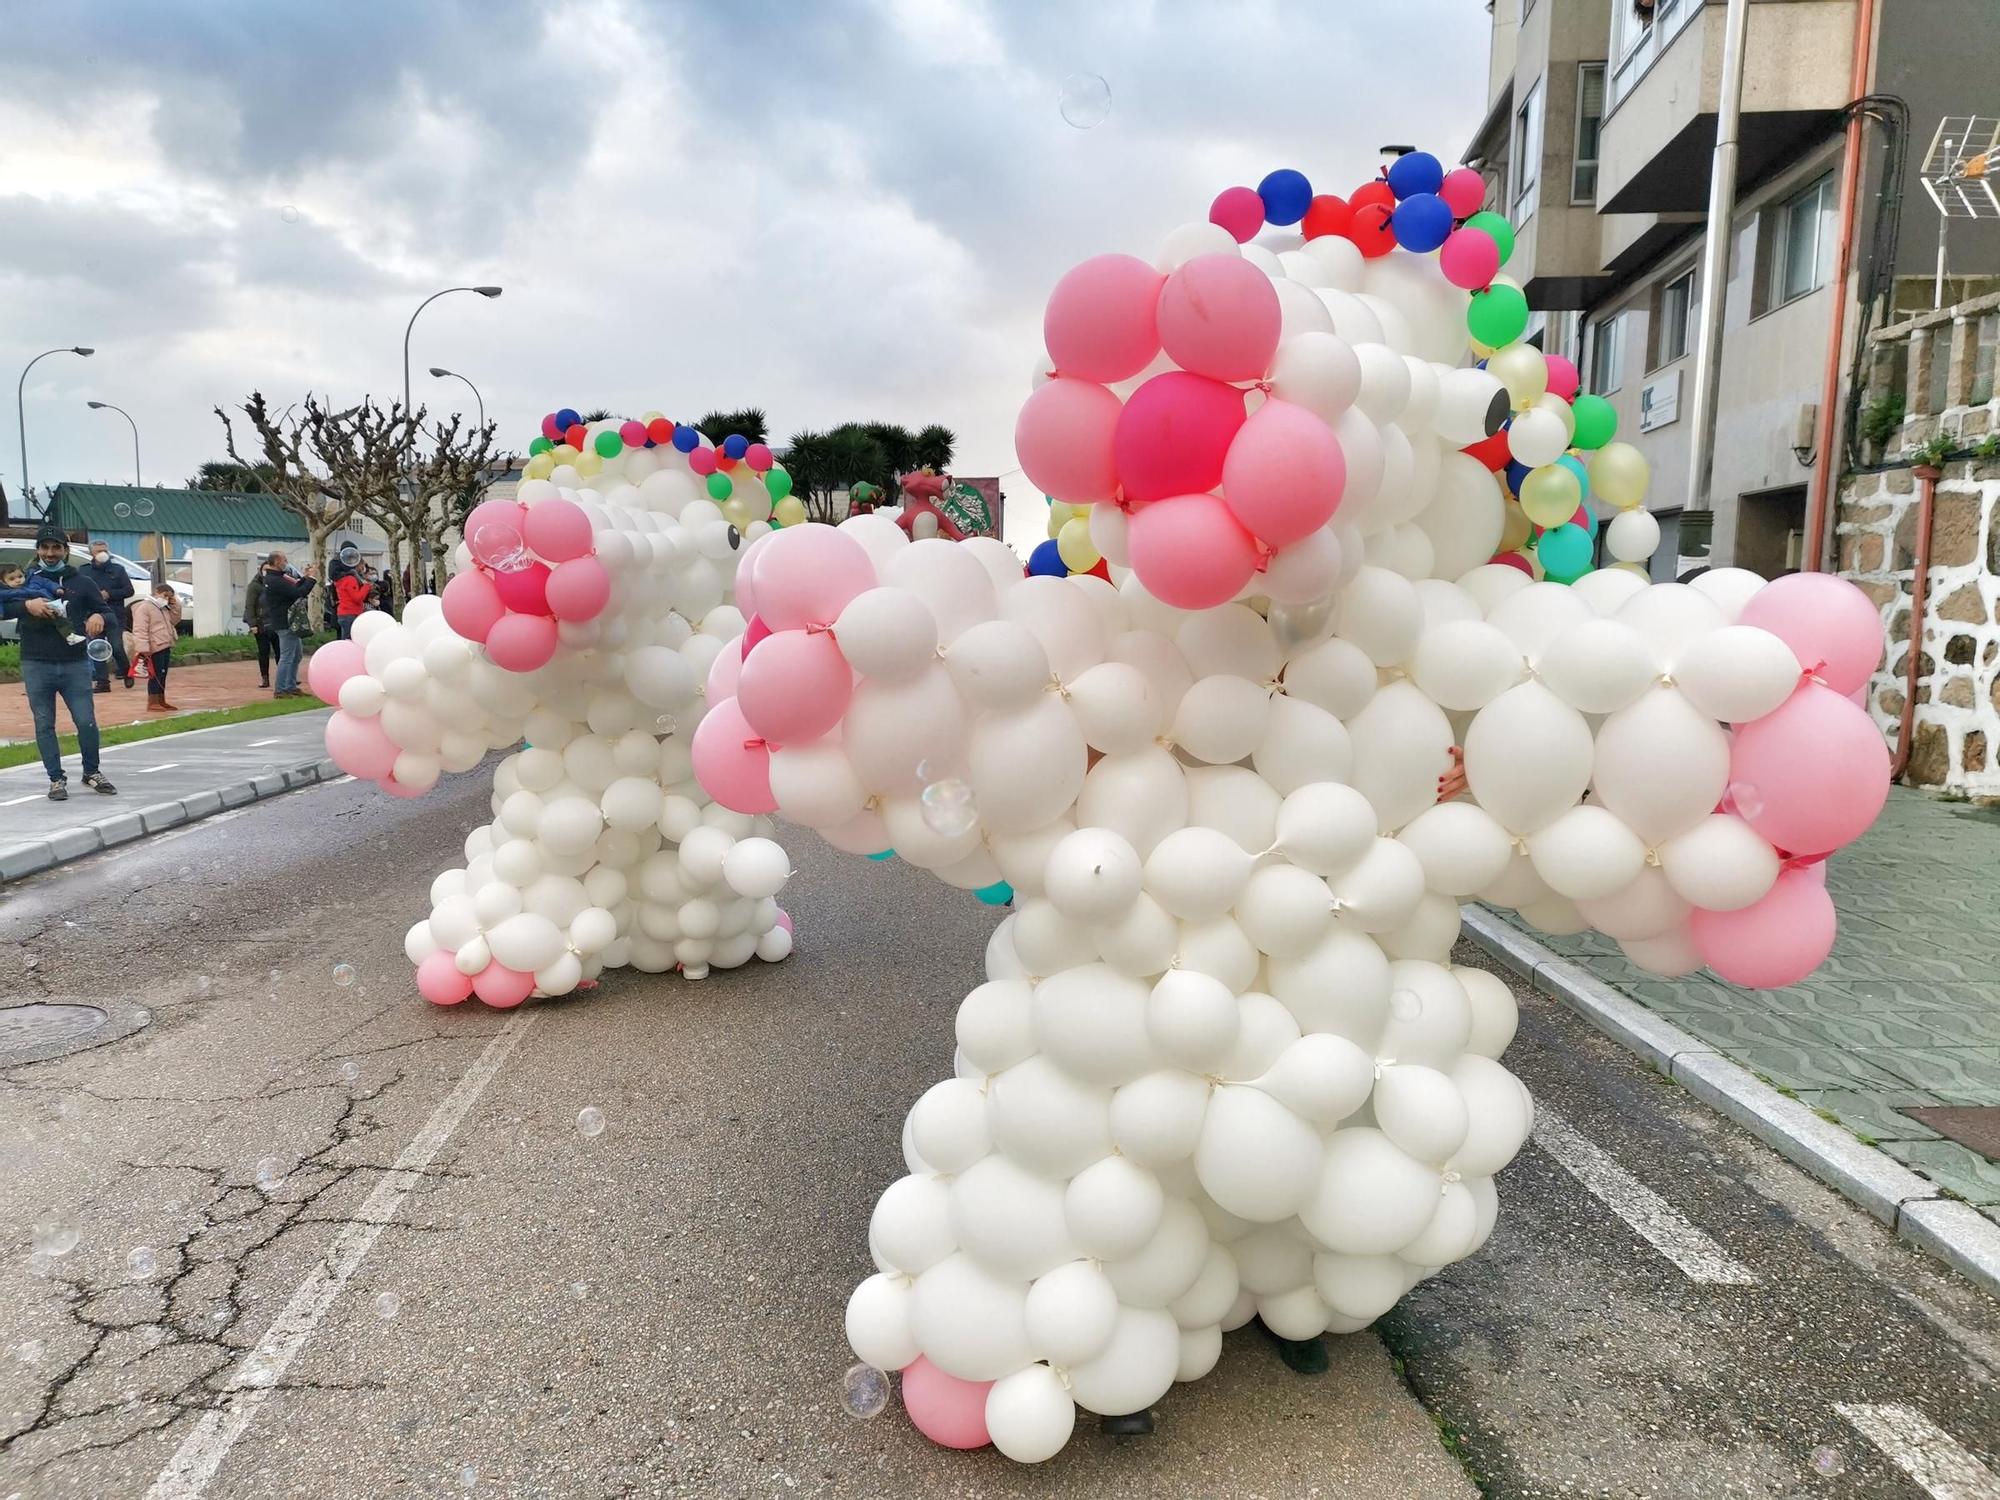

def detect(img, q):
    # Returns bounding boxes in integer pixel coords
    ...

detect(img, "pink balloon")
[737,629,852,745]
[752,523,878,631]
[733,541,762,618]
[1209,185,1265,244]
[619,419,647,448]
[1439,227,1501,290]
[1156,254,1281,382]
[1729,681,1890,855]
[522,498,595,563]
[492,560,552,616]
[691,696,777,814]
[900,1357,992,1450]
[376,775,428,799]
[416,950,474,1005]
[305,638,365,702]
[1014,377,1123,505]
[1044,253,1166,383]
[485,612,560,673]
[1127,492,1261,610]
[1220,398,1347,546]
[1543,353,1581,403]
[440,569,505,643]
[1691,868,1836,989]
[325,711,398,781]
[774,907,792,935]
[546,556,610,622]
[688,445,718,476]
[1114,371,1247,504]
[707,639,743,702]
[464,498,525,547]
[1492,551,1534,575]
[1439,166,1486,218]
[471,962,535,1009]
[745,441,774,472]
[1736,573,1883,696]
[740,613,773,660]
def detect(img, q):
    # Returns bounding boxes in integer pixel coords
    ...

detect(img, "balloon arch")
[320,151,1889,1463]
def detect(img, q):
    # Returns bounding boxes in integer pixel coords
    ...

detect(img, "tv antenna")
[1919,116,2000,308]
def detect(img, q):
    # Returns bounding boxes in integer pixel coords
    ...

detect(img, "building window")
[1760,172,1836,311]
[1573,64,1605,203]
[1590,312,1626,394]
[1512,81,1542,222]
[1652,267,1698,367]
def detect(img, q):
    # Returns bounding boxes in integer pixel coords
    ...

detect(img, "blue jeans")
[276,629,303,693]
[22,658,100,783]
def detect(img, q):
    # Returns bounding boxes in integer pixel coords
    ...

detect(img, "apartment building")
[1467,0,2000,578]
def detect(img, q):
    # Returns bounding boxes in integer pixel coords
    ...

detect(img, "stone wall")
[1836,458,2000,795]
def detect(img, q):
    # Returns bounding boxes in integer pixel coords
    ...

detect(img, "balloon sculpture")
[689,155,1891,1462]
[315,411,799,1003]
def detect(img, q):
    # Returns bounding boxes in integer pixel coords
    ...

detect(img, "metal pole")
[1934,213,1947,309]
[88,401,140,485]
[17,346,94,515]
[1683,0,1752,524]
[430,367,484,430]
[403,286,501,423]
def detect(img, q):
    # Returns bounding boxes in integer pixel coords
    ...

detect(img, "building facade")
[1469,0,2000,577]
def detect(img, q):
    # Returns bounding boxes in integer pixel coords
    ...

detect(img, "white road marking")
[145,1012,537,1499]
[1531,1106,1757,1285]
[135,762,179,773]
[1837,1402,2000,1498]
[0,793,45,806]
[247,738,283,747]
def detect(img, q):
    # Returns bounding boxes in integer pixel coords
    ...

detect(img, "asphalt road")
[1,773,1996,1499]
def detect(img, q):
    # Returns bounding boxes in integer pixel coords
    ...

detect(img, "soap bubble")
[655,714,677,735]
[32,1210,79,1258]
[1058,72,1111,129]
[339,1060,362,1085]
[1809,1445,1845,1477]
[920,779,977,838]
[86,638,113,662]
[14,1339,44,1365]
[127,1246,158,1279]
[113,502,132,519]
[281,205,301,224]
[255,1157,283,1192]
[135,498,155,518]
[569,1281,589,1301]
[1727,782,1765,819]
[472,521,529,573]
[577,1106,606,1139]
[338,543,360,567]
[459,1465,478,1490]
[332,963,356,987]
[374,1291,401,1320]
[839,1362,890,1418]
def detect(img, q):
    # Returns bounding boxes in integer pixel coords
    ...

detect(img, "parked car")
[0,544,194,641]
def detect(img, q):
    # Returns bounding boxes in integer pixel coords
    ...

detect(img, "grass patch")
[0,695,326,770]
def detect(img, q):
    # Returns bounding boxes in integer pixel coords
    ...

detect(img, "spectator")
[129,580,183,713]
[82,538,135,694]
[242,559,279,687]
[1,524,118,800]
[334,564,371,640]
[258,550,318,699]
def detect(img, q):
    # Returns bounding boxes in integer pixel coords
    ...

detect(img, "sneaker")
[122,677,135,689]
[82,773,117,795]
[48,780,67,801]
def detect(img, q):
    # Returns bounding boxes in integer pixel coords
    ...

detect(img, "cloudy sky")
[1,0,1486,551]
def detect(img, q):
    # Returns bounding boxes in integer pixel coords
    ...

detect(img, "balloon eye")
[1484,388,1511,438]
[727,526,743,551]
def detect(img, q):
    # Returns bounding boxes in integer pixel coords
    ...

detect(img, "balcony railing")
[1608,0,1702,113]
[1856,289,2000,461]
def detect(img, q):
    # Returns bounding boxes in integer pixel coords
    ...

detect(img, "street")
[3,774,1998,1499]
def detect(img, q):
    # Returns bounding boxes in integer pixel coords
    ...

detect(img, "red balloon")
[1348,182,1397,258]
[646,417,674,445]
[1301,194,1352,240]
[540,413,561,441]
[1463,430,1512,471]
[1491,551,1534,575]
[1113,370,1247,503]
[492,560,552,615]
[564,423,587,449]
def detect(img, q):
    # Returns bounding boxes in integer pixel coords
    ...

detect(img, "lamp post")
[403,286,501,422]
[17,345,94,516]
[428,366,486,430]
[85,400,141,486]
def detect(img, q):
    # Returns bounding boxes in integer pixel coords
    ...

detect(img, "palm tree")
[914,424,956,473]
[188,458,278,493]
[697,408,769,445]
[579,408,615,424]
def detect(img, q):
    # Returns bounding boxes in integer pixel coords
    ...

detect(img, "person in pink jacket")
[128,580,182,713]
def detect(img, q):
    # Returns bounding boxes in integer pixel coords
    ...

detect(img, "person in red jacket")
[334,568,371,639]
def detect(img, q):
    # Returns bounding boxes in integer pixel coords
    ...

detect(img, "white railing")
[1608,0,1703,113]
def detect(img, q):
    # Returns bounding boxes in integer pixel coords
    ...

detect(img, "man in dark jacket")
[82,538,134,693]
[242,563,278,687]
[258,551,318,697]
[1,524,120,800]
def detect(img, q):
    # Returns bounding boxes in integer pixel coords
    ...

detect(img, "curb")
[0,756,344,885]
[1460,904,2000,1300]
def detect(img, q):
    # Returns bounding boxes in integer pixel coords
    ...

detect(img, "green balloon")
[1538,522,1594,583]
[1467,283,1530,348]
[528,436,552,456]
[766,468,793,500]
[593,429,623,458]
[1570,393,1618,450]
[706,471,733,501]
[1464,211,1515,266]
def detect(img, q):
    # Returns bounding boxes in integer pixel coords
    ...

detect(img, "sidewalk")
[1491,787,2000,1224]
[0,658,278,740]
[0,708,337,882]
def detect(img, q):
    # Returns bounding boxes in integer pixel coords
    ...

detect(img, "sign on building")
[1640,368,1680,432]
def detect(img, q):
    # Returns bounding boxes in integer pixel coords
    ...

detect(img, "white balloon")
[1269,331,1361,424]
[1591,686,1732,843]
[1373,1064,1470,1164]
[985,1364,1076,1465]
[949,1154,1077,1280]
[1658,814,1780,912]
[1065,661,1160,755]
[1249,1032,1374,1125]
[1065,1305,1180,1417]
[1614,583,1724,669]
[1605,507,1661,563]
[1172,675,1272,764]
[870,1174,956,1275]
[1064,1155,1166,1261]
[1575,864,1692,941]
[1301,1129,1441,1255]
[1143,827,1254,920]
[1147,969,1241,1071]
[834,587,938,680]
[1455,965,1519,1058]
[908,1079,991,1173]
[1395,802,1514,897]
[1526,804,1648,902]
[1282,635,1377,720]
[1334,566,1422,667]
[1234,863,1337,958]
[1108,1069,1212,1167]
[1344,681,1455,835]
[1535,617,1659,714]
[910,1253,1034,1382]
[846,1272,920,1373]
[1674,625,1802,723]
[1410,620,1524,712]
[1463,682,1594,835]
[970,695,1087,835]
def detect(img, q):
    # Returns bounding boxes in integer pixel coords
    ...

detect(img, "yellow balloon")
[1488,344,1548,410]
[1500,499,1532,552]
[1048,500,1079,533]
[575,452,604,478]
[773,495,807,527]
[1588,441,1651,510]
[1535,391,1576,440]
[1518,463,1582,528]
[721,496,754,530]
[1056,515,1101,572]
[1469,335,1497,360]
[553,444,580,463]
[641,410,663,423]
[524,452,556,481]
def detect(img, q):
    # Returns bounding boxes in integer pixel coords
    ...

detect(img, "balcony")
[1598,0,1853,215]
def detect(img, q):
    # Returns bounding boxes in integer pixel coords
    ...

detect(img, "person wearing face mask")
[1,524,119,800]
[82,539,135,694]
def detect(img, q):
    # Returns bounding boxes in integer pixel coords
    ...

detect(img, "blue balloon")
[555,407,580,431]
[974,880,1015,907]
[1505,458,1532,496]
[1557,453,1591,496]
[1257,168,1313,227]
[722,433,749,459]
[867,849,895,862]
[1386,151,1445,201]
[672,424,700,453]
[1027,538,1069,577]
[1390,193,1453,253]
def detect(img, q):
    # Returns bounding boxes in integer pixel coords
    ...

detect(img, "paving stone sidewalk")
[1496,787,2000,1222]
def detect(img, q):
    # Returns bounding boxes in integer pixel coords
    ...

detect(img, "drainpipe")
[1802,0,1879,571]
[1889,463,1939,781]
[1683,0,1752,524]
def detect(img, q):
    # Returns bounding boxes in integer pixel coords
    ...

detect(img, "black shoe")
[259,676,270,688]
[82,773,117,796]
[1099,1411,1154,1437]
[48,780,67,801]
[1259,1321,1330,1375]
[92,681,110,695]
[122,677,135,689]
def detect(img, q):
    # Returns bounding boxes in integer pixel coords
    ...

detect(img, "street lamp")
[16,345,94,514]
[428,366,486,430]
[403,286,501,423]
[85,400,141,486]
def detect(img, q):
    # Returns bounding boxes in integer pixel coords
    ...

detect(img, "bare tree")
[411,413,510,594]
[216,393,400,581]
